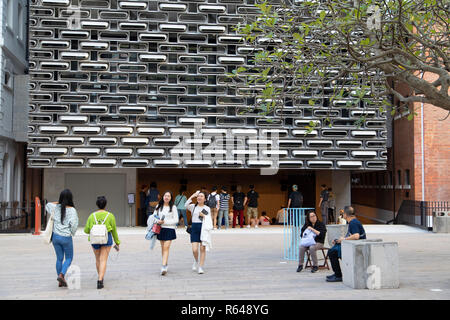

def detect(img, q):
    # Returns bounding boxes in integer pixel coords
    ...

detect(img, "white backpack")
[90,212,110,244]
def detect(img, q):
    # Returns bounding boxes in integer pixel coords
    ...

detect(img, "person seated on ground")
[337,209,347,225]
[276,207,286,225]
[326,206,366,283]
[228,210,234,226]
[297,211,327,273]
[258,212,271,226]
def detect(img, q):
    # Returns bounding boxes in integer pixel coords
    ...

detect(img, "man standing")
[326,206,366,282]
[245,185,259,228]
[287,185,303,209]
[206,186,221,229]
[218,186,230,230]
[318,184,329,224]
[232,185,247,228]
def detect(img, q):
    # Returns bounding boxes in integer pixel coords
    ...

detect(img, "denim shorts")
[91,232,113,250]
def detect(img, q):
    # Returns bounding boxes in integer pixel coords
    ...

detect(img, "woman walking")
[151,191,179,275]
[84,196,120,289]
[45,189,79,288]
[185,190,212,274]
[297,211,327,273]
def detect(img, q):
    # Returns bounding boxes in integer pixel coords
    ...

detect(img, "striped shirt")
[219,192,230,210]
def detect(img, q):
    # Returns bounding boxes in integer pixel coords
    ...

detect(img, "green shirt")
[84,210,120,245]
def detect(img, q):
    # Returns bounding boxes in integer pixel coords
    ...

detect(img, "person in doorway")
[259,211,271,226]
[145,182,160,219]
[218,186,230,230]
[276,206,287,225]
[206,186,220,229]
[185,190,213,274]
[246,185,259,228]
[287,185,303,209]
[326,206,366,282]
[232,185,247,228]
[287,185,303,226]
[84,196,120,289]
[327,188,336,224]
[45,189,79,288]
[174,187,188,228]
[318,184,329,224]
[297,211,327,273]
[139,184,148,226]
[152,191,179,276]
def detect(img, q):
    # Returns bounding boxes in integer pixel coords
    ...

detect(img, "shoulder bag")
[42,207,55,244]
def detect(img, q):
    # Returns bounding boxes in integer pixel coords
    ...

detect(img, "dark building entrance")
[136,169,316,226]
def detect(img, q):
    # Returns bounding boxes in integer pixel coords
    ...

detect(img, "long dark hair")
[305,211,317,227]
[58,189,74,224]
[155,191,174,213]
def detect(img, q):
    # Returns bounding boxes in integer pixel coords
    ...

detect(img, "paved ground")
[0,225,449,300]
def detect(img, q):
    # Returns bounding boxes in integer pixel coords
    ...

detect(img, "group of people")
[140,183,266,230]
[144,190,213,276]
[46,184,365,289]
[45,189,120,290]
[296,206,366,282]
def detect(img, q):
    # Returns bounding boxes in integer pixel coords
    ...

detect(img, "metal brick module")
[28,0,387,169]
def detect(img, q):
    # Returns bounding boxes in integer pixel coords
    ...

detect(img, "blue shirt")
[346,218,366,239]
[174,194,187,210]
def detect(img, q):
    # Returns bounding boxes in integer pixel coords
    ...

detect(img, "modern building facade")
[27,0,389,225]
[0,0,29,208]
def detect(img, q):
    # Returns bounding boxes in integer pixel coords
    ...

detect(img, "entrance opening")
[136,169,316,226]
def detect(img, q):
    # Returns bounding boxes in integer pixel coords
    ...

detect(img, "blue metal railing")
[283,208,314,261]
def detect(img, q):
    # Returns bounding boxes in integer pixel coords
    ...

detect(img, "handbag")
[151,223,162,235]
[42,210,54,244]
[300,228,316,247]
[90,212,110,244]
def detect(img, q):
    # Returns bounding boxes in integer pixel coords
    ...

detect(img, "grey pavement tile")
[0,227,449,299]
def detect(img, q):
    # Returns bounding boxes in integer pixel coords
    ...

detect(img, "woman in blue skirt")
[152,191,179,275]
[185,190,211,274]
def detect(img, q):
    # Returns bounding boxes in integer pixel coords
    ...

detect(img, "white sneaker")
[246,225,250,228]
[255,225,258,228]
[198,267,204,274]
[160,265,168,276]
[192,261,198,271]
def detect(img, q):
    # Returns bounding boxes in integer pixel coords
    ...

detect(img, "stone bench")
[433,211,450,233]
[324,224,348,248]
[341,239,399,289]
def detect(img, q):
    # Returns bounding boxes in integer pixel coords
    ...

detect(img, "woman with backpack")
[45,189,79,288]
[84,196,120,289]
[185,190,212,274]
[151,191,179,276]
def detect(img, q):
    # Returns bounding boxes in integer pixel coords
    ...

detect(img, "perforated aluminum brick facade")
[28,0,388,170]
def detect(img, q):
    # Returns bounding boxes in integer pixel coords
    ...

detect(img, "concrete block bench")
[324,224,348,248]
[341,239,399,289]
[433,212,450,233]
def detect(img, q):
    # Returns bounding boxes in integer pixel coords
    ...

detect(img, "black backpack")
[206,193,218,208]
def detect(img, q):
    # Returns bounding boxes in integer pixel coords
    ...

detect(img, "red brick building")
[352,74,450,226]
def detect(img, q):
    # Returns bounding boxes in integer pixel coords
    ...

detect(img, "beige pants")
[299,243,324,267]
[247,207,258,220]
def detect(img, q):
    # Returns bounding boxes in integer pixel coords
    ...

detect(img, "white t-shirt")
[185,199,211,223]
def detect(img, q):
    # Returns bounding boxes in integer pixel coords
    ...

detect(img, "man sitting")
[326,206,366,282]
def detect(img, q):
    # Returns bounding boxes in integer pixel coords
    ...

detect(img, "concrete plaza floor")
[0,225,449,300]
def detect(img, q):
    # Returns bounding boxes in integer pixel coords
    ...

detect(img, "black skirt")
[157,228,177,241]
